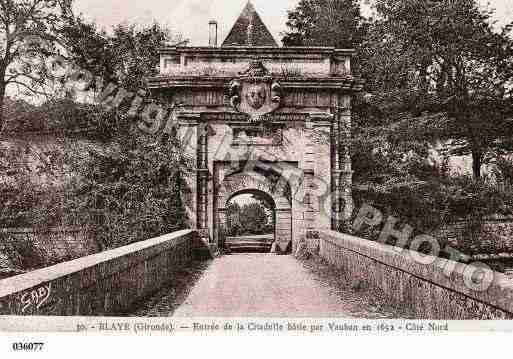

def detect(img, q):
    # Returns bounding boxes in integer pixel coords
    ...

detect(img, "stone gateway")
[148,2,363,253]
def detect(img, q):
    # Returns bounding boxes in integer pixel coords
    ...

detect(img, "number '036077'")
[12,343,45,351]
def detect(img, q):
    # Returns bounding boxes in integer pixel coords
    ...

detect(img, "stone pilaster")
[331,101,354,232]
[196,121,209,240]
[339,103,354,222]
[217,208,227,248]
[175,114,199,230]
[303,121,317,234]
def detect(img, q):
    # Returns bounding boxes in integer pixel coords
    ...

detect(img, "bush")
[494,156,513,185]
[63,111,191,249]
[350,118,513,253]
[2,101,190,251]
[352,175,513,252]
[0,233,47,270]
[0,140,65,228]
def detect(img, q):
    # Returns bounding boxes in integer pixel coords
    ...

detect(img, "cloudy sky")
[75,0,513,46]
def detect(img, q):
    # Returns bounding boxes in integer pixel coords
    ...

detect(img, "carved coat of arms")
[246,84,267,110]
[228,61,282,122]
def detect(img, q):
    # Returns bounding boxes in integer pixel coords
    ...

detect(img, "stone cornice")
[158,46,357,57]
[177,111,333,123]
[148,76,364,92]
[280,78,364,91]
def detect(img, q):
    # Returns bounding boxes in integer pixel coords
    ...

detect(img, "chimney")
[209,20,218,47]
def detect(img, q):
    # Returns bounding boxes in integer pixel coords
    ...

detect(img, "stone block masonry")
[318,230,513,319]
[0,230,198,316]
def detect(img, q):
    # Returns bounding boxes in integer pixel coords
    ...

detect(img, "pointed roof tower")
[222,1,278,47]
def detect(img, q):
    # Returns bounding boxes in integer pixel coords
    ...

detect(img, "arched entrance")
[223,189,276,252]
[216,170,293,254]
[149,2,362,252]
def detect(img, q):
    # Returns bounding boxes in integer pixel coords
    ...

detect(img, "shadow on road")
[300,256,414,319]
[120,260,212,317]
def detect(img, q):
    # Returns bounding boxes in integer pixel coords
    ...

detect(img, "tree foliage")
[0,0,74,131]
[359,0,513,178]
[283,0,513,244]
[226,197,274,237]
[0,97,191,250]
[282,0,365,48]
[0,6,187,249]
[61,19,175,94]
[0,133,64,228]
[62,106,191,249]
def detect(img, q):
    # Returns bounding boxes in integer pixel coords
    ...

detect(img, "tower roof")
[222,1,278,47]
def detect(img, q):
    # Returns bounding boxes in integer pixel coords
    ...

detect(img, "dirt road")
[173,254,361,317]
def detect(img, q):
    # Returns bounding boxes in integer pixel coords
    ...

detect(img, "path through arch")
[216,170,293,253]
[223,189,276,253]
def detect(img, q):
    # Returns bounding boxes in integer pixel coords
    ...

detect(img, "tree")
[109,23,173,92]
[225,197,274,236]
[59,17,116,94]
[282,0,364,48]
[359,0,513,179]
[240,202,270,235]
[226,201,241,234]
[61,19,176,95]
[250,193,273,212]
[0,0,73,132]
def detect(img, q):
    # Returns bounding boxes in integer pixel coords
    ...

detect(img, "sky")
[74,0,513,46]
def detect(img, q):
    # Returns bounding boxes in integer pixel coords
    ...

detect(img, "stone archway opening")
[223,190,276,253]
[216,169,294,255]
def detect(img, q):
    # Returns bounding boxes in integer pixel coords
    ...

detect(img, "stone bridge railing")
[317,230,513,319]
[0,230,199,316]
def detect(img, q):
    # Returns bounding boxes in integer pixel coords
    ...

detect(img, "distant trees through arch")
[226,192,275,237]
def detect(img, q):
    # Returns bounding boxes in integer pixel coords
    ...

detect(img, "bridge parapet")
[0,230,199,316]
[318,230,513,319]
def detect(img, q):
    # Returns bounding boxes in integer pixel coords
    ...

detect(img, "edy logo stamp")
[20,283,52,314]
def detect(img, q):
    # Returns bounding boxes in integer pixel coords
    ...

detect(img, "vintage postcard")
[0,0,513,355]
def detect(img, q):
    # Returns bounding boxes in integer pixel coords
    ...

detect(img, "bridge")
[0,229,512,319]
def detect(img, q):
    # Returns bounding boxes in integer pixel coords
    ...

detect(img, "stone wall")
[318,230,513,319]
[0,230,197,316]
